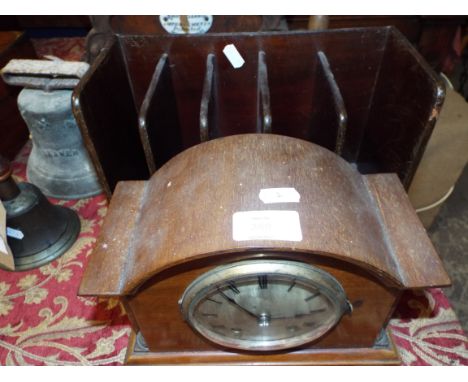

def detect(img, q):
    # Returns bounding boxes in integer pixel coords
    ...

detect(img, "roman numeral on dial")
[305,292,320,301]
[258,275,268,289]
[287,280,296,292]
[227,282,240,294]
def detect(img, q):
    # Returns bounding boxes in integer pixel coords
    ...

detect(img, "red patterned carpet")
[0,37,467,366]
[0,143,130,365]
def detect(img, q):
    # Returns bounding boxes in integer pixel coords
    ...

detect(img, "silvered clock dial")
[179,259,351,351]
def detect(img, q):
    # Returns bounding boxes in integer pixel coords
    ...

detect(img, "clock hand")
[217,289,259,319]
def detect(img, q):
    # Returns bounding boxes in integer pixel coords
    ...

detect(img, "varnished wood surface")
[365,174,450,287]
[138,53,182,175]
[125,328,401,365]
[74,27,444,194]
[359,28,445,188]
[79,134,450,297]
[313,51,347,155]
[72,37,149,198]
[120,28,389,160]
[287,16,466,72]
[79,180,147,296]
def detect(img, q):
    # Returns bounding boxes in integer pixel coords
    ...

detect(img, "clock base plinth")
[124,330,401,365]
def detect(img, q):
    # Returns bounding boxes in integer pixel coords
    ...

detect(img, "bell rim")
[10,206,81,272]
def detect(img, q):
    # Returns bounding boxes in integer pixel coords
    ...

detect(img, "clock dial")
[179,259,350,351]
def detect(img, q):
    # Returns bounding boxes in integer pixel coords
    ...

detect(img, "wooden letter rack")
[73,27,445,197]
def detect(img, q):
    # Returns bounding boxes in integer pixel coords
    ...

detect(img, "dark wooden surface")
[109,16,269,35]
[287,16,423,42]
[359,28,445,187]
[0,31,36,160]
[72,37,149,197]
[120,28,388,156]
[138,53,182,174]
[312,51,347,155]
[74,27,444,194]
[287,16,466,73]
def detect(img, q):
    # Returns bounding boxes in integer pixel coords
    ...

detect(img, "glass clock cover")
[179,259,350,351]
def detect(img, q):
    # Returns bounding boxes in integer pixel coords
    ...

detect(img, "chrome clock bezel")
[179,259,350,351]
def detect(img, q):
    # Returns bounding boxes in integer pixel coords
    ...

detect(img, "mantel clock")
[80,134,450,365]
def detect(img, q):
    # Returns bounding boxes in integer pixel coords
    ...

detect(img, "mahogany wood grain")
[138,53,182,175]
[125,329,401,365]
[312,51,347,155]
[79,180,147,296]
[125,253,399,352]
[287,16,466,73]
[359,28,445,188]
[79,134,449,297]
[72,37,149,197]
[74,27,445,194]
[120,28,388,156]
[364,174,449,288]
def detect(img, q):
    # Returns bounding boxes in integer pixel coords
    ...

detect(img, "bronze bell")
[1,59,102,199]
[0,155,80,271]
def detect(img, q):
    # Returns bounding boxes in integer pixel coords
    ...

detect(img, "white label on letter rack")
[223,44,245,69]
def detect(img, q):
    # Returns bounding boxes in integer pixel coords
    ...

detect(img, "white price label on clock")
[233,210,302,242]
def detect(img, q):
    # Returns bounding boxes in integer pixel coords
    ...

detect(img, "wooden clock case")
[79,134,450,365]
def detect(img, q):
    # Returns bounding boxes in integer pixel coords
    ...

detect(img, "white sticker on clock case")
[259,188,300,204]
[232,210,302,242]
